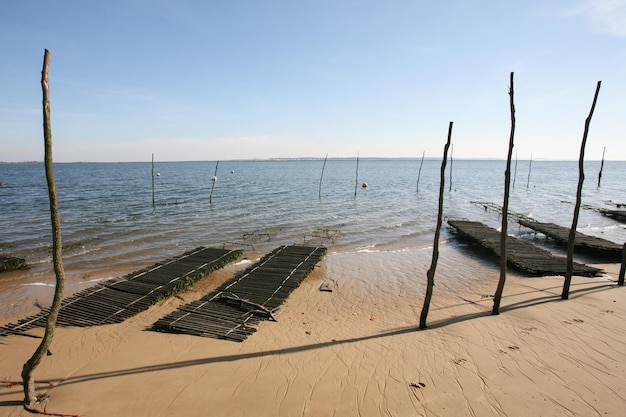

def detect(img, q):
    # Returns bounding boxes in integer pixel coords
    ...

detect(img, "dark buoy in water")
[362,182,368,188]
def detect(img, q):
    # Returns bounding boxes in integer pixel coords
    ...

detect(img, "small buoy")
[231,170,235,174]
[362,182,368,188]
[156,172,161,176]
[212,176,218,182]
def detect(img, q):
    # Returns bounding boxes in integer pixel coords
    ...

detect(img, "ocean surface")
[1,158,625,322]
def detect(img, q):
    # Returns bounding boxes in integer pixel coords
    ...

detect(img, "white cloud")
[570,0,626,37]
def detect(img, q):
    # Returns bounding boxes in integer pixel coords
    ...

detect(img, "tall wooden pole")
[492,72,516,315]
[419,122,452,329]
[562,81,602,300]
[21,48,67,410]
[319,153,328,199]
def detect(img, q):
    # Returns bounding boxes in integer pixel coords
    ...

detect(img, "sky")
[0,0,624,162]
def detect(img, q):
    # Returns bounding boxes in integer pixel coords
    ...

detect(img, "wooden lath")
[0,247,242,337]
[152,245,327,342]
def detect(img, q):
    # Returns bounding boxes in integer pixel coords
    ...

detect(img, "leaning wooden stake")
[354,151,360,197]
[492,72,516,315]
[209,160,219,204]
[21,49,67,410]
[319,153,328,199]
[416,151,425,193]
[419,122,452,329]
[562,80,602,300]
[151,153,155,209]
[598,146,606,187]
[526,155,533,189]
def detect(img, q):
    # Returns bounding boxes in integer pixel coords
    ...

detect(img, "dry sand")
[1,246,625,416]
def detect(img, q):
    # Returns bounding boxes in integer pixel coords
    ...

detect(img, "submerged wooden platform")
[152,245,327,342]
[517,219,623,261]
[0,247,242,337]
[448,220,601,277]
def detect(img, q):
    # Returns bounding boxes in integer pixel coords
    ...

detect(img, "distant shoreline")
[1,157,619,164]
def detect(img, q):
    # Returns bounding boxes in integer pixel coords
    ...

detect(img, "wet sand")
[1,246,625,416]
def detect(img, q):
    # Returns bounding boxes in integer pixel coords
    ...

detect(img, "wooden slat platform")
[448,220,601,277]
[517,219,623,261]
[152,245,327,342]
[0,247,242,337]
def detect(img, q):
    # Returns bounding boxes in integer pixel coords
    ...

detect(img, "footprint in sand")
[600,310,614,315]
[453,358,467,365]
[508,345,520,351]
[409,382,426,390]
[573,319,584,323]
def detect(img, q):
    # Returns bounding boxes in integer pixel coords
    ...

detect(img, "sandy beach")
[1,245,625,417]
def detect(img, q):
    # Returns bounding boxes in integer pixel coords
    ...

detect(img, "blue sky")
[1,0,624,162]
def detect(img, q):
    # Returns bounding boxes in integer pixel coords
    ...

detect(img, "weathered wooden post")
[21,48,67,411]
[419,122,452,329]
[493,72,516,315]
[319,153,328,199]
[416,151,425,193]
[562,80,602,300]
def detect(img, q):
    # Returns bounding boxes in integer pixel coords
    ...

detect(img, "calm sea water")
[1,158,624,321]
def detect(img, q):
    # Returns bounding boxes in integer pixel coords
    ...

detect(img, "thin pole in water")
[526,155,533,190]
[417,151,425,193]
[152,153,155,209]
[598,146,606,187]
[354,151,359,197]
[210,160,219,204]
[319,153,328,199]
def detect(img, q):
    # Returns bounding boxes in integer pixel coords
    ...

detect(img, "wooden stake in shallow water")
[562,80,602,300]
[319,153,328,199]
[492,72,516,315]
[598,146,606,187]
[209,160,219,204]
[354,151,360,197]
[526,155,533,189]
[152,153,155,209]
[416,151,425,193]
[21,48,67,411]
[419,122,452,329]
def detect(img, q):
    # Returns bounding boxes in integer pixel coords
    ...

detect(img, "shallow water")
[1,158,624,322]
